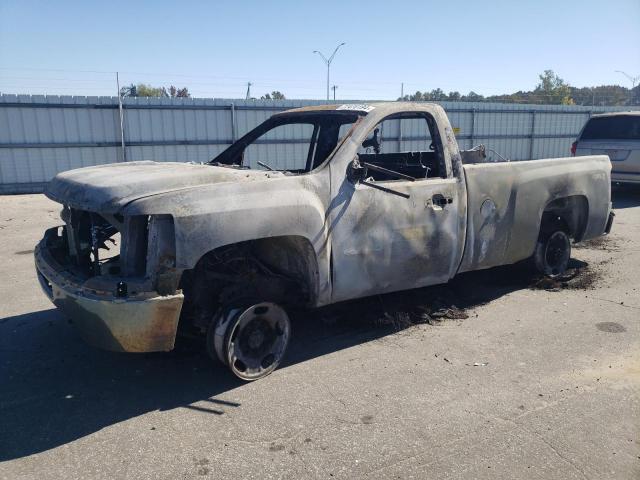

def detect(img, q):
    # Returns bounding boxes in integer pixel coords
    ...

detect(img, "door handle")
[431,194,453,208]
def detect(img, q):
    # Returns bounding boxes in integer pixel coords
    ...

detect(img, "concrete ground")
[0,190,638,480]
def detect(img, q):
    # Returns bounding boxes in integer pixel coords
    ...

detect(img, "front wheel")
[533,229,571,277]
[208,302,291,381]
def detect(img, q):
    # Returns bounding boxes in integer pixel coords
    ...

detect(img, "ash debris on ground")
[530,262,601,291]
[376,295,470,330]
[310,283,473,333]
[370,284,473,330]
[300,235,609,336]
[574,235,620,252]
[531,235,615,291]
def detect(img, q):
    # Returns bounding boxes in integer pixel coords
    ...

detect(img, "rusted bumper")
[34,233,184,353]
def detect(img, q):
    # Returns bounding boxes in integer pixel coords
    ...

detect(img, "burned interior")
[356,111,447,181]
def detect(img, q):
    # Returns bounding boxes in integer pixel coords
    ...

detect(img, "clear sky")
[1,0,639,100]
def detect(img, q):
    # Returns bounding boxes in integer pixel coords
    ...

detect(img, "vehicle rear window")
[581,116,640,140]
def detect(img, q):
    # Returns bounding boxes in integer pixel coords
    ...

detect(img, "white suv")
[573,112,640,184]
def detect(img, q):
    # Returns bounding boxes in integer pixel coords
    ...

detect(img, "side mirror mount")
[346,155,411,199]
[347,156,367,184]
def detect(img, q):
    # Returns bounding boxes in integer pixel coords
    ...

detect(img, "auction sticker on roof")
[336,104,375,113]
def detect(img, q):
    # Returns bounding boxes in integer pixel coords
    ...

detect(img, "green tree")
[260,90,286,100]
[534,70,573,105]
[398,91,429,101]
[631,85,640,106]
[425,88,447,101]
[448,91,461,101]
[168,85,190,98]
[135,84,168,97]
[570,85,632,106]
[396,75,636,106]
[120,83,190,98]
[462,91,484,101]
[119,83,137,97]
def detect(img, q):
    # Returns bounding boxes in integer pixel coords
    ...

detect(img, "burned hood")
[46,161,283,213]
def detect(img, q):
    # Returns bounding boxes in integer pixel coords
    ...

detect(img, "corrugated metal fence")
[0,94,629,194]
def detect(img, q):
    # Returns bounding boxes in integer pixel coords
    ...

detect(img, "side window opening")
[358,113,446,181]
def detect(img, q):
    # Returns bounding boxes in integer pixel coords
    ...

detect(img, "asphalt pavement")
[1,189,638,479]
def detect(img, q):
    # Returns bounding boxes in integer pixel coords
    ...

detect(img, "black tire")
[205,312,224,363]
[533,228,571,277]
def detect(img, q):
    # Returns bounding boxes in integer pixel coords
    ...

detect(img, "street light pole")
[326,63,330,101]
[615,70,640,89]
[313,42,345,101]
[615,70,640,105]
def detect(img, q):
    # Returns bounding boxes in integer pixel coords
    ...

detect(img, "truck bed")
[458,155,611,273]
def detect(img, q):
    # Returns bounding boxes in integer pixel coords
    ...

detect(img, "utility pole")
[331,85,338,101]
[245,82,252,100]
[313,42,345,101]
[400,82,404,100]
[116,72,126,163]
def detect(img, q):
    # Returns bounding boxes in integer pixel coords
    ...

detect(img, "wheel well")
[178,236,319,332]
[250,235,320,303]
[541,196,589,241]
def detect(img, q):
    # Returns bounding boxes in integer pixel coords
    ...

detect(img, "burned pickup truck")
[35,102,614,380]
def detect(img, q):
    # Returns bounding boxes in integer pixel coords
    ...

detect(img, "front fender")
[173,191,327,270]
[123,173,332,305]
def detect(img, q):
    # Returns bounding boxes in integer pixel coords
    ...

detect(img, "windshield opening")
[210,112,362,173]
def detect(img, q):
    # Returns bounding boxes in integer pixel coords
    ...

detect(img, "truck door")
[328,112,463,303]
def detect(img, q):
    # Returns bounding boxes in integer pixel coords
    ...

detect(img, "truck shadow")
[0,260,589,461]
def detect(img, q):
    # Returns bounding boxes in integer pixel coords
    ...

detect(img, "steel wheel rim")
[226,303,290,381]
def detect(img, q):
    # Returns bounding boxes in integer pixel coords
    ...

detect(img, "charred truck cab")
[35,102,613,381]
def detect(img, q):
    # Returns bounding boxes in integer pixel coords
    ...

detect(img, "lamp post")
[313,42,345,101]
[615,70,640,89]
[615,70,640,105]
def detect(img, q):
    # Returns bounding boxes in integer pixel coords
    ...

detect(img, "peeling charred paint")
[458,155,611,273]
[35,102,613,354]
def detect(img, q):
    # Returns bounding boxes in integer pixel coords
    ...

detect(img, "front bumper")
[34,229,184,353]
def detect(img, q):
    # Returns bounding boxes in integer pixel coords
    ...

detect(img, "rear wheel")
[207,301,291,381]
[533,228,571,277]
